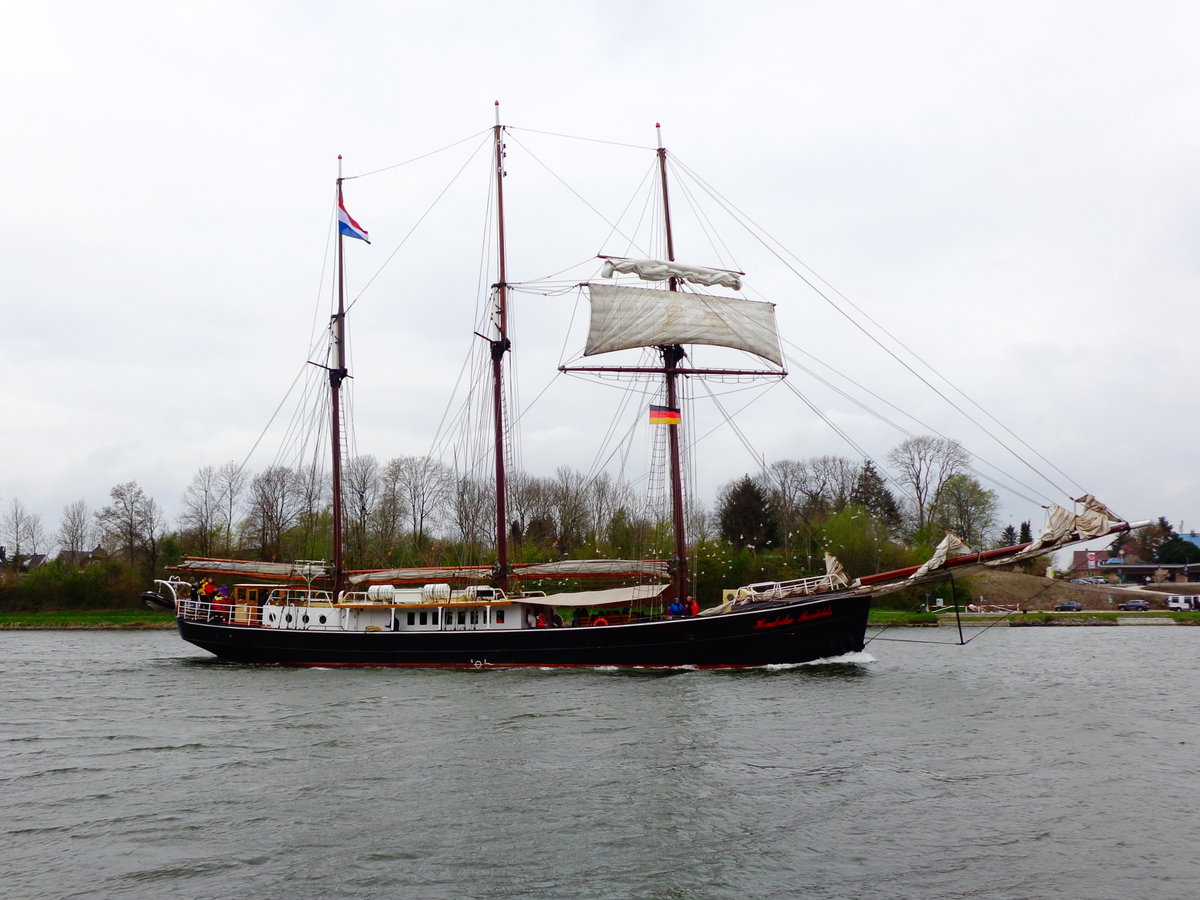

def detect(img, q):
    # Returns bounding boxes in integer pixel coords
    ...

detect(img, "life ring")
[592,617,609,627]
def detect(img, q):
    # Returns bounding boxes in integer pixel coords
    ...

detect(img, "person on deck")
[212,586,231,623]
[686,596,699,617]
[668,598,684,618]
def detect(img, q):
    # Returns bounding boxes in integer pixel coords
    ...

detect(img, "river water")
[2,626,1197,899]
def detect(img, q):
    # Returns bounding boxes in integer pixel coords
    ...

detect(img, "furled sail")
[347,558,670,586]
[601,257,743,290]
[514,559,670,579]
[172,557,330,581]
[906,531,974,581]
[348,566,493,586]
[585,283,783,366]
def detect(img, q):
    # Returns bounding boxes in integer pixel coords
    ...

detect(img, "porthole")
[319,614,327,624]
[302,614,310,624]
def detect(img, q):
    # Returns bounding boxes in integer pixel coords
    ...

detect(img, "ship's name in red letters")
[753,605,834,629]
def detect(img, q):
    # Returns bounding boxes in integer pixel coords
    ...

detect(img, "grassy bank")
[0,610,175,629]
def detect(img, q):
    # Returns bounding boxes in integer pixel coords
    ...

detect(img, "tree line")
[1,435,1030,609]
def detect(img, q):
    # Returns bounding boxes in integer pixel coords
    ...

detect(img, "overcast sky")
[5,0,1198,551]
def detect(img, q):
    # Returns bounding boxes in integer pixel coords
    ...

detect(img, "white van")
[1165,595,1197,611]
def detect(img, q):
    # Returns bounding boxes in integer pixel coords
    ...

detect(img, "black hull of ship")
[175,594,871,668]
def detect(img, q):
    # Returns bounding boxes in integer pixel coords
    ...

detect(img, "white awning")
[534,584,669,607]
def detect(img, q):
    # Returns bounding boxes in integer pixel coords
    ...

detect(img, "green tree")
[717,476,780,550]
[999,524,1018,546]
[850,460,902,533]
[1155,535,1200,564]
[818,505,911,579]
[928,474,999,548]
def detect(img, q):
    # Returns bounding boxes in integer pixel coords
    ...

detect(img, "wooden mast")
[656,124,689,604]
[330,160,349,599]
[491,102,511,593]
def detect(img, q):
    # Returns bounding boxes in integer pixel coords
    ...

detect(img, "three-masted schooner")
[145,110,1142,667]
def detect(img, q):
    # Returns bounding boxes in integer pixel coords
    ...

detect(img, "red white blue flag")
[338,196,370,244]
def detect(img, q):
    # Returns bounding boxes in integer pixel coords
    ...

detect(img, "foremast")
[329,162,350,598]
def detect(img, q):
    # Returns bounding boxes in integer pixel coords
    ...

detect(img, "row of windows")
[403,609,506,626]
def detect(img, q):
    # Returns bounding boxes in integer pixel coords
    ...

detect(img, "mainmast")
[491,102,511,593]
[559,125,784,603]
[330,160,350,598]
[656,124,690,604]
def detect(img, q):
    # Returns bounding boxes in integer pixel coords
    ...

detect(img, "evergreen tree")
[999,524,1018,546]
[717,476,780,550]
[1155,535,1200,564]
[1019,521,1033,543]
[850,460,902,532]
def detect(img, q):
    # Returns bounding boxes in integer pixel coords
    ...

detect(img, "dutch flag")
[338,196,370,244]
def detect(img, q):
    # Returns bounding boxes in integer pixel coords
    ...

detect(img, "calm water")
[2,626,1197,900]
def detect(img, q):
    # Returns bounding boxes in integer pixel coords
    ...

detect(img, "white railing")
[734,572,849,600]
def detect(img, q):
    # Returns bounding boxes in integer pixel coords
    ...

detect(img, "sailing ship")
[144,109,1144,667]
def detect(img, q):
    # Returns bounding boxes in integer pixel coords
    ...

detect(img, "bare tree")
[215,461,248,555]
[584,472,631,551]
[550,466,589,555]
[94,482,161,574]
[887,436,970,533]
[140,496,167,574]
[344,454,381,567]
[245,466,305,560]
[806,455,858,514]
[451,474,492,560]
[293,462,328,559]
[2,498,44,563]
[181,465,221,556]
[759,459,808,554]
[57,499,95,560]
[374,458,411,560]
[392,455,452,549]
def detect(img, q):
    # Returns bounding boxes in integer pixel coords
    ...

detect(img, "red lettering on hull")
[753,605,834,630]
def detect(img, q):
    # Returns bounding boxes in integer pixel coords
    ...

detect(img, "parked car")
[1054,601,1083,612]
[1118,598,1151,611]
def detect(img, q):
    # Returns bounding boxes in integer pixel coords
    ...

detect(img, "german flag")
[649,404,681,425]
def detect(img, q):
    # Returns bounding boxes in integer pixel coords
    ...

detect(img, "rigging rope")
[669,155,1084,501]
